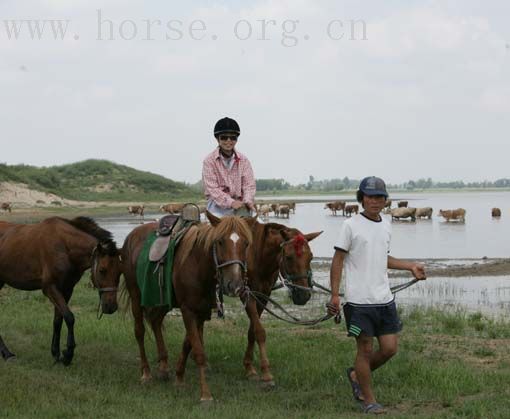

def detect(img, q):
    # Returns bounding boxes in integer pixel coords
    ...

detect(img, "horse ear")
[304,231,322,242]
[243,215,258,228]
[280,229,290,241]
[206,211,221,226]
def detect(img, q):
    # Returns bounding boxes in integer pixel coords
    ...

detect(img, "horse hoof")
[157,370,170,381]
[140,375,152,385]
[61,357,73,366]
[5,354,16,362]
[261,380,276,390]
[200,396,214,403]
[247,372,260,381]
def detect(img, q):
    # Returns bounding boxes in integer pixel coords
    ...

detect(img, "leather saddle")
[149,204,201,262]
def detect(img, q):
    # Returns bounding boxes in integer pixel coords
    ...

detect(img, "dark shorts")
[343,301,402,338]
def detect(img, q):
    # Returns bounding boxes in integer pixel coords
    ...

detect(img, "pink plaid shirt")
[202,147,256,209]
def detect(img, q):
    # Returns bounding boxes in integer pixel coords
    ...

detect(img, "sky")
[1,0,509,185]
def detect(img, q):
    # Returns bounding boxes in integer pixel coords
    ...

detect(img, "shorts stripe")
[349,325,362,336]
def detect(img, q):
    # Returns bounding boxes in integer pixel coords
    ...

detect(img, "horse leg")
[150,310,169,380]
[175,335,192,386]
[51,307,64,362]
[42,284,76,366]
[0,334,16,361]
[180,308,212,401]
[244,299,274,386]
[132,298,151,383]
[51,287,73,363]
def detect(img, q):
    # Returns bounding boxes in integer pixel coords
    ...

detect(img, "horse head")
[279,229,322,306]
[207,211,253,298]
[91,240,122,315]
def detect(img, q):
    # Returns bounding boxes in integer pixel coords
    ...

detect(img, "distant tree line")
[248,176,510,192]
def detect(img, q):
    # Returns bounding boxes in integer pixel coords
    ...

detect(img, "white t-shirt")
[334,213,393,305]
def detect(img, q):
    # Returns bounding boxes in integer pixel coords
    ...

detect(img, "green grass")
[1,282,509,418]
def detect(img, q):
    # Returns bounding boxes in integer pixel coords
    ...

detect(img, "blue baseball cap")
[358,176,388,198]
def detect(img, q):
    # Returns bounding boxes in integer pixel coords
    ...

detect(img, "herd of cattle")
[0,200,504,223]
[323,199,503,222]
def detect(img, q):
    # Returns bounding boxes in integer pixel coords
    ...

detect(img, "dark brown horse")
[0,217,121,364]
[122,212,253,401]
[243,220,322,385]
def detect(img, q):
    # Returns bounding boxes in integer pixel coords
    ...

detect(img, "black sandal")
[346,367,364,402]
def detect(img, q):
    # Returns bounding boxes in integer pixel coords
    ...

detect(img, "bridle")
[278,237,313,292]
[90,244,119,318]
[212,240,249,317]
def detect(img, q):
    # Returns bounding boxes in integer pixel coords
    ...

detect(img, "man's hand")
[231,200,244,210]
[247,202,257,212]
[327,295,340,316]
[410,263,426,280]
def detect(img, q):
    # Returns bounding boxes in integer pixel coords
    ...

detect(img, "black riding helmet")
[214,117,240,138]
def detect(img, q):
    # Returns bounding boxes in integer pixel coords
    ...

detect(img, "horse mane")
[62,217,118,255]
[178,216,253,265]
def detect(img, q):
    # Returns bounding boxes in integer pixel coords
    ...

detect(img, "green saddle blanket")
[136,232,176,309]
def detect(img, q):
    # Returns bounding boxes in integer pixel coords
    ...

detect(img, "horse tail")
[63,216,117,251]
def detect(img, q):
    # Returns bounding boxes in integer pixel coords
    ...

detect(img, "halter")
[90,244,118,318]
[278,237,313,291]
[212,240,249,318]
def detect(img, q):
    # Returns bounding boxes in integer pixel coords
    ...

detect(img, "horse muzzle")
[291,288,311,306]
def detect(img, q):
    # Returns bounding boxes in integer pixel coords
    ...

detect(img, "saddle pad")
[136,232,176,308]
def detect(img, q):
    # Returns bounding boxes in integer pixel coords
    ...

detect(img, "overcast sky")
[1,1,509,185]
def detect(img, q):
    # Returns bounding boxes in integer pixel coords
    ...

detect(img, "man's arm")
[328,249,346,315]
[388,255,426,280]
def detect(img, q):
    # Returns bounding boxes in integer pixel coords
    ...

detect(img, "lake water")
[97,191,510,316]
[101,191,510,259]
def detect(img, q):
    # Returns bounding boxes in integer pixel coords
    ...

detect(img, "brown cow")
[278,204,291,219]
[439,208,466,222]
[270,203,280,217]
[344,204,359,217]
[416,207,433,219]
[492,208,501,217]
[0,202,12,213]
[127,205,145,222]
[398,201,408,208]
[159,203,185,214]
[258,204,271,220]
[324,201,346,216]
[391,207,417,221]
[285,202,296,214]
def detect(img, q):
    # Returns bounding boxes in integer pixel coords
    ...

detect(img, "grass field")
[1,278,510,418]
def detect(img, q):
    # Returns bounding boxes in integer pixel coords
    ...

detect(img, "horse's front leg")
[180,307,212,402]
[150,310,169,380]
[0,334,16,361]
[244,298,274,386]
[51,307,64,362]
[131,294,151,383]
[42,285,75,366]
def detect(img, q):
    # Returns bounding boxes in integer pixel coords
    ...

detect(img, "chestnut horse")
[243,220,322,385]
[122,212,253,401]
[0,217,121,364]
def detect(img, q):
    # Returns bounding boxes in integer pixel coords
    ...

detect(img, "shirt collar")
[216,147,240,162]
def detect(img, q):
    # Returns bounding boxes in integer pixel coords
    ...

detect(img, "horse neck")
[249,225,281,285]
[66,232,97,271]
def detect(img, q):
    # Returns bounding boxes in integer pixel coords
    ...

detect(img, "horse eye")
[99,267,107,275]
[218,240,223,246]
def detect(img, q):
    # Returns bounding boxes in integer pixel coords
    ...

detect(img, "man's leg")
[355,334,377,405]
[370,333,398,371]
